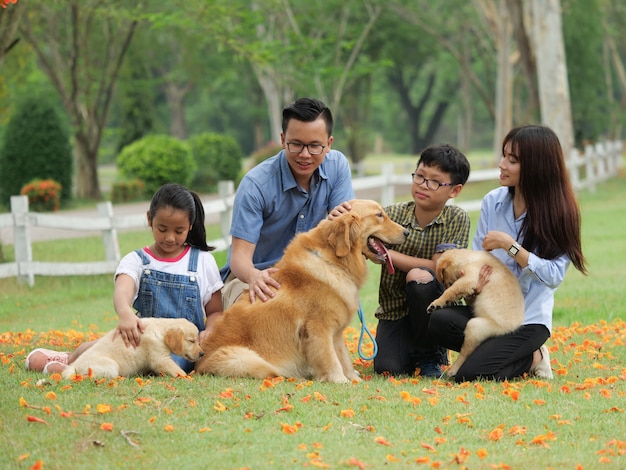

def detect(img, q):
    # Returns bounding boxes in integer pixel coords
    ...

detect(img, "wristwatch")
[508,242,522,258]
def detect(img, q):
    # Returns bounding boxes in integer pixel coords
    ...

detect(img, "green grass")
[0,173,625,469]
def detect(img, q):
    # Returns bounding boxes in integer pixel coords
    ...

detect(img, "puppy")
[428,249,524,377]
[195,199,408,383]
[62,318,203,379]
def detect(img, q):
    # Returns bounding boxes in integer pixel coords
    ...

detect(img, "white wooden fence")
[0,140,622,286]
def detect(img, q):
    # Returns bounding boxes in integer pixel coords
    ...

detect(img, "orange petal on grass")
[476,448,488,459]
[29,460,43,470]
[26,415,48,425]
[281,422,299,434]
[375,436,393,446]
[340,409,355,418]
[100,422,114,432]
[19,397,28,407]
[164,424,175,432]
[488,428,503,441]
[45,391,57,400]
[346,457,367,469]
[96,404,112,414]
[415,456,431,464]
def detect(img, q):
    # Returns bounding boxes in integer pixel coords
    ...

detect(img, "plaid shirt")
[374,201,470,321]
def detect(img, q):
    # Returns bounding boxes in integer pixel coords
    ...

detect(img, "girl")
[428,125,587,382]
[26,183,223,374]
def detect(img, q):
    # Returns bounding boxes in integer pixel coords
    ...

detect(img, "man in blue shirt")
[221,98,354,308]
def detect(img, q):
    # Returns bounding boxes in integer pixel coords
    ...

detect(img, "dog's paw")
[427,301,442,313]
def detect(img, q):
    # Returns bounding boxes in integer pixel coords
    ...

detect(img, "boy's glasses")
[411,173,454,191]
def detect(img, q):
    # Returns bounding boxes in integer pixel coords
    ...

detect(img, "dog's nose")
[403,229,410,237]
[199,351,204,357]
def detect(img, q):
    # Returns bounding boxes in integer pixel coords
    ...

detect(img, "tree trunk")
[74,135,101,200]
[529,0,574,156]
[493,0,513,160]
[165,82,192,140]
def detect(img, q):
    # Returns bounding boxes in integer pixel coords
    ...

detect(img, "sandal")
[25,348,70,372]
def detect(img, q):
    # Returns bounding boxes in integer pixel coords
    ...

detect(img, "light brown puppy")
[62,318,203,379]
[428,248,524,377]
[195,199,407,383]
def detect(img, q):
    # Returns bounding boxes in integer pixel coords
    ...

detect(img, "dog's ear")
[328,214,360,257]
[436,257,451,283]
[164,328,185,355]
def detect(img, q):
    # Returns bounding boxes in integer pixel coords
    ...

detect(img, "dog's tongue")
[371,238,395,275]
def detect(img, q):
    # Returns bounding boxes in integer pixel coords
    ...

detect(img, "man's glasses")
[411,173,454,191]
[286,142,326,155]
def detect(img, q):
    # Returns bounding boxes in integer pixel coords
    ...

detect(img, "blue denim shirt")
[220,149,354,280]
[473,187,570,332]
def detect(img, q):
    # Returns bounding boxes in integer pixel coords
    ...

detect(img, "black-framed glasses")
[411,173,454,190]
[286,142,326,155]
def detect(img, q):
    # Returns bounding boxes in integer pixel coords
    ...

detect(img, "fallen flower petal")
[26,415,48,425]
[375,436,393,446]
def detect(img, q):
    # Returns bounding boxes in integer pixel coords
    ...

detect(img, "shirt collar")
[279,150,325,192]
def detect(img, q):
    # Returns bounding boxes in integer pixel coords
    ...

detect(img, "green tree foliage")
[188,133,244,192]
[0,95,72,205]
[116,135,196,195]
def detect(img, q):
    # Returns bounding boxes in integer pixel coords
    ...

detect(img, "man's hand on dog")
[248,267,281,303]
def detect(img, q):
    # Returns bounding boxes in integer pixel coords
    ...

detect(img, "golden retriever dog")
[62,318,203,379]
[195,199,407,383]
[427,249,524,377]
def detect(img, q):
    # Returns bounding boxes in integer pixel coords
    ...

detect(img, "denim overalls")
[133,247,205,373]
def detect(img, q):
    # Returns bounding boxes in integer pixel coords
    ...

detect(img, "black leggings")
[428,305,550,382]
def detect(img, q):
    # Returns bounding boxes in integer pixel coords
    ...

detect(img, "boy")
[373,144,471,377]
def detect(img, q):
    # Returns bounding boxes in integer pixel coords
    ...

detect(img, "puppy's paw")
[427,301,443,313]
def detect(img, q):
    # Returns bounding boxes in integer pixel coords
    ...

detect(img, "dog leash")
[357,302,378,360]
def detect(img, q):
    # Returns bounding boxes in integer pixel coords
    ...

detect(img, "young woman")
[26,183,223,374]
[428,125,587,382]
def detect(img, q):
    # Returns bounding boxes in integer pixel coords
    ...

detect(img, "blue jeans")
[133,248,205,373]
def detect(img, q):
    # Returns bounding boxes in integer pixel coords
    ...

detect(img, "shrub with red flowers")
[20,179,62,212]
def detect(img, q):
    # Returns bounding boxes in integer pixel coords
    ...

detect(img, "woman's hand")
[482,230,515,252]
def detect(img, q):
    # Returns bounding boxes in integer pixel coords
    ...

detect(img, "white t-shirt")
[115,246,223,308]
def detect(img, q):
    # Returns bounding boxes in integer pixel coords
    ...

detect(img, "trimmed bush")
[116,135,195,195]
[188,133,244,193]
[20,179,62,212]
[111,179,146,203]
[0,95,73,206]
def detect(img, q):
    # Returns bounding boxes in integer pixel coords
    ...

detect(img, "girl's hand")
[114,314,145,348]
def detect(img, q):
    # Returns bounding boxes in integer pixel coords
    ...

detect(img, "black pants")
[374,279,448,375]
[428,305,550,382]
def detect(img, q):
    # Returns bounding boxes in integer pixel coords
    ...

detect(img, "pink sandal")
[25,348,70,373]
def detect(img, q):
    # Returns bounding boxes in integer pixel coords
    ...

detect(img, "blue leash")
[357,301,378,360]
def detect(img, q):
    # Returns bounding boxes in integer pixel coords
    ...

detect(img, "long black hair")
[503,125,586,274]
[149,183,214,251]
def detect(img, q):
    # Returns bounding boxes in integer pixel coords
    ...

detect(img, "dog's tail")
[196,346,283,379]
